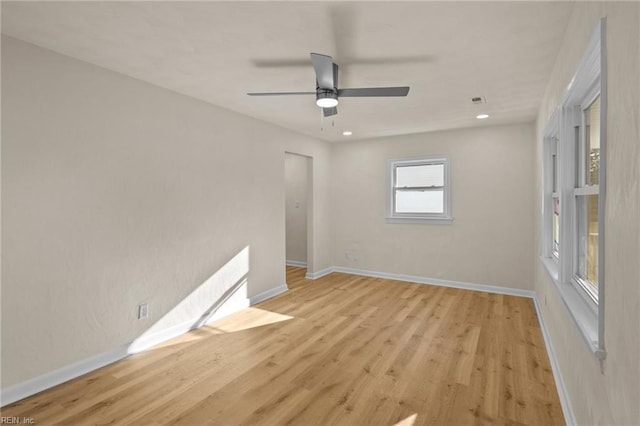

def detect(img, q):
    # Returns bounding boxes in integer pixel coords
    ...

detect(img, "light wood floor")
[2,267,564,425]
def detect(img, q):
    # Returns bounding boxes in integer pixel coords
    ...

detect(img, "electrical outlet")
[138,303,149,320]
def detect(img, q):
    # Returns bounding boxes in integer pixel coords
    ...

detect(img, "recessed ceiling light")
[342,131,353,136]
[476,114,490,119]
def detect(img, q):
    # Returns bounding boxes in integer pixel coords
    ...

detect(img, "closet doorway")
[284,152,311,278]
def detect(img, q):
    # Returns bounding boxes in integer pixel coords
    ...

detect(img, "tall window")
[574,95,601,302]
[387,156,451,223]
[540,19,606,358]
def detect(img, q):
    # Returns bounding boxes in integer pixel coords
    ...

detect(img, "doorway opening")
[284,152,312,286]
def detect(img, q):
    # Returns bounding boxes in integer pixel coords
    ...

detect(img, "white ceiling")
[1,1,574,142]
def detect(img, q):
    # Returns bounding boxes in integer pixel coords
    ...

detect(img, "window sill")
[386,217,453,225]
[539,256,606,359]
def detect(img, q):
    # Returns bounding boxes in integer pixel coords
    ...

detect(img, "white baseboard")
[0,344,130,408]
[330,266,536,299]
[305,267,333,280]
[533,296,576,425]
[285,260,307,268]
[250,284,288,305]
[0,283,288,407]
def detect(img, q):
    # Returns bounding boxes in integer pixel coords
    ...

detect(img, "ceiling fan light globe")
[316,97,338,108]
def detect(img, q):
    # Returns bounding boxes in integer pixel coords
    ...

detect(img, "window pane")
[552,196,560,257]
[585,96,600,185]
[552,153,558,193]
[576,194,599,297]
[396,164,444,188]
[395,190,444,214]
[574,126,581,186]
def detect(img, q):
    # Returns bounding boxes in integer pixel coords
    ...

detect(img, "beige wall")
[1,36,332,388]
[285,153,308,264]
[331,123,534,291]
[3,4,639,420]
[534,3,640,425]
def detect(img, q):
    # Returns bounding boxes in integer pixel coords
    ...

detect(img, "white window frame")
[386,156,452,224]
[542,111,561,272]
[569,87,601,307]
[540,19,606,359]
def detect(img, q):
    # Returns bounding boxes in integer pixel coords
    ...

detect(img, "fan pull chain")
[320,108,324,132]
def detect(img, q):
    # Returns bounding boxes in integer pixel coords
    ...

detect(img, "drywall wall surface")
[534,3,640,425]
[1,36,331,388]
[331,123,535,291]
[285,153,308,264]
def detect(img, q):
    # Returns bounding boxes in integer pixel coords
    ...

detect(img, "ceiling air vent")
[471,96,486,104]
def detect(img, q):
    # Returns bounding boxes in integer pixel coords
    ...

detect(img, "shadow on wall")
[128,245,253,353]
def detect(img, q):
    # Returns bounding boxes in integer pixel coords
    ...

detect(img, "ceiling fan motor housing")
[316,88,338,107]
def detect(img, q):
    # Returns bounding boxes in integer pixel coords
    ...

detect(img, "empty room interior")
[1,1,639,425]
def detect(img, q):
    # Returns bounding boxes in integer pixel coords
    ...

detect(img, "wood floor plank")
[2,267,565,425]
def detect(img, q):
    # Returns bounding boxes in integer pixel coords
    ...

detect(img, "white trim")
[550,274,602,357]
[249,284,288,305]
[387,155,452,223]
[331,266,535,298]
[595,18,607,351]
[0,344,130,408]
[304,267,333,280]
[306,265,535,299]
[540,255,560,285]
[561,20,602,107]
[573,186,599,196]
[533,297,577,426]
[385,217,453,225]
[0,282,288,407]
[285,260,307,268]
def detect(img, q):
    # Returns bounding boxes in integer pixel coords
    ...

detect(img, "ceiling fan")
[248,53,410,117]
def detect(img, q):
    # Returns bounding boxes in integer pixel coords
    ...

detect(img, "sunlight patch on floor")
[393,413,417,426]
[206,307,294,333]
[147,308,294,351]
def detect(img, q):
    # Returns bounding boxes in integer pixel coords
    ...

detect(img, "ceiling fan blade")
[323,106,338,117]
[338,87,410,97]
[310,53,335,90]
[247,91,316,96]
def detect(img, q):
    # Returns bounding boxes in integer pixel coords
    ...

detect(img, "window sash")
[573,192,600,305]
[388,157,451,220]
[571,92,601,305]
